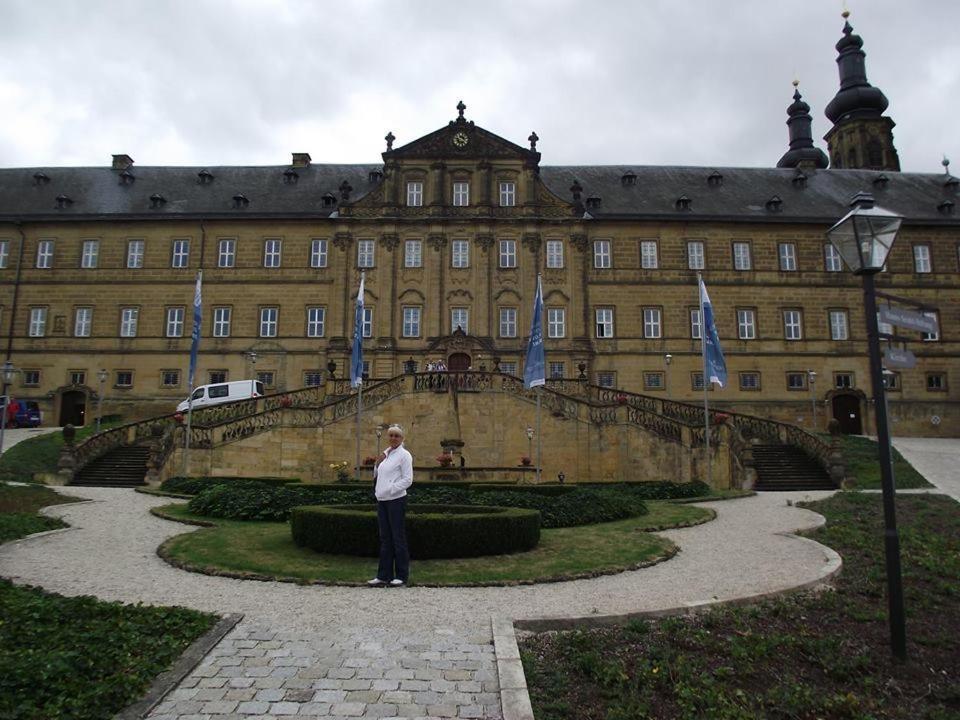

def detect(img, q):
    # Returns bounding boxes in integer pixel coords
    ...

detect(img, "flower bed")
[290,503,541,558]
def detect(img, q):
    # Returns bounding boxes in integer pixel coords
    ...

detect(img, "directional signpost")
[879,306,939,335]
[883,347,917,369]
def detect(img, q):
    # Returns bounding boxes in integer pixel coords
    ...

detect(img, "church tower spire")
[823,11,900,170]
[777,81,828,169]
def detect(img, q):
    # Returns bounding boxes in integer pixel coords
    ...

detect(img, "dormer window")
[621,171,637,186]
[232,194,249,209]
[585,196,602,210]
[368,170,383,184]
[321,193,337,208]
[765,195,783,213]
[873,174,890,189]
[198,169,214,185]
[452,182,470,207]
[675,195,691,211]
[150,193,166,209]
[33,171,50,186]
[707,171,723,187]
[283,168,299,184]
[791,170,808,189]
[406,181,423,207]
[119,169,135,186]
[944,176,959,192]
[55,194,73,209]
[938,199,955,215]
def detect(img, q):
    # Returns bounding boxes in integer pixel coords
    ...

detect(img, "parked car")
[176,380,264,413]
[1,397,42,428]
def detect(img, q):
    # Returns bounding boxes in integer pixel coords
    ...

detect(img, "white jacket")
[373,444,414,501]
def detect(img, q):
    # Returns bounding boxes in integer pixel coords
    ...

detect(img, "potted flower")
[173,412,185,424]
[520,456,532,466]
[616,393,628,405]
[280,395,293,408]
[714,412,730,424]
[435,453,454,467]
[329,461,351,483]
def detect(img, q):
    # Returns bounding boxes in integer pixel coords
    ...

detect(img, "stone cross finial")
[457,100,466,119]
[528,131,539,151]
[385,131,395,151]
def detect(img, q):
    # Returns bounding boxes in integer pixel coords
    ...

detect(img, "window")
[829,310,849,340]
[310,239,328,268]
[779,243,797,271]
[357,239,375,268]
[81,240,99,269]
[304,371,324,387]
[643,307,662,338]
[644,372,665,391]
[29,308,47,337]
[74,307,92,337]
[737,309,756,340]
[166,307,185,338]
[161,370,181,387]
[499,239,517,268]
[913,244,932,273]
[595,308,614,338]
[127,239,145,268]
[883,372,901,391]
[594,240,611,269]
[404,240,422,268]
[690,309,702,339]
[732,241,752,270]
[256,371,275,388]
[452,239,469,268]
[36,240,54,269]
[549,362,565,379]
[739,372,761,391]
[640,241,658,269]
[691,372,705,391]
[547,308,566,338]
[115,371,133,388]
[787,372,807,390]
[597,372,616,388]
[452,182,470,207]
[69,370,85,386]
[921,311,939,342]
[362,307,373,338]
[22,370,40,386]
[451,307,469,334]
[499,308,517,338]
[171,239,190,268]
[0,240,8,268]
[783,309,802,340]
[499,182,516,207]
[824,243,843,272]
[926,373,947,391]
[259,307,278,337]
[687,240,705,270]
[499,361,518,376]
[213,307,231,337]
[834,373,854,389]
[402,306,421,338]
[209,370,227,384]
[120,307,139,337]
[546,240,564,269]
[263,238,282,268]
[406,181,423,207]
[218,238,235,268]
[306,307,326,338]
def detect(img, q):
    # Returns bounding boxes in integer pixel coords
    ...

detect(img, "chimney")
[291,153,311,168]
[112,154,134,171]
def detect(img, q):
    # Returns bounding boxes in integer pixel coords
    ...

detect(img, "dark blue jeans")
[376,496,409,583]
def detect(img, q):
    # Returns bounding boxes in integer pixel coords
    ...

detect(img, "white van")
[177,380,264,413]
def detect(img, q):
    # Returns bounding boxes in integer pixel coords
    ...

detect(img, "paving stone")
[237,700,271,714]
[254,688,285,702]
[412,668,442,681]
[195,688,228,701]
[168,688,200,701]
[356,667,385,679]
[170,701,204,714]
[224,688,257,701]
[345,689,380,703]
[283,678,313,690]
[456,681,482,693]
[383,669,415,680]
[199,677,230,688]
[269,701,300,714]
[299,702,332,715]
[270,666,299,678]
[313,679,345,690]
[331,702,366,716]
[426,704,458,718]
[398,680,430,692]
[443,670,472,681]
[429,680,456,693]
[202,699,239,713]
[459,706,486,718]
[364,703,399,717]
[328,667,356,679]
[371,679,400,691]
[254,678,285,689]
[340,679,372,690]
[312,689,348,703]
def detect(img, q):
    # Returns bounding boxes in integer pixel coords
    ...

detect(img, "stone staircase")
[70,445,149,487]
[752,444,836,491]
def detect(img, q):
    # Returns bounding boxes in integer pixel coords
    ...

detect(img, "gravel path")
[1,487,840,719]
[891,437,960,503]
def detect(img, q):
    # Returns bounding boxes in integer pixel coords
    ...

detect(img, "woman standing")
[368,424,413,587]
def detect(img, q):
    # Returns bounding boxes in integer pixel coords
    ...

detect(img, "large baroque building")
[0,17,957,437]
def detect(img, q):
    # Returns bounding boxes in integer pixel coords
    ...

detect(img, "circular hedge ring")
[290,503,540,559]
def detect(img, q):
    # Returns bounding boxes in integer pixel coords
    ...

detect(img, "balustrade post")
[828,418,851,488]
[144,423,165,485]
[57,424,77,483]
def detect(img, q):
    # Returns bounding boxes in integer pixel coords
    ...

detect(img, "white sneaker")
[367,578,386,586]
[389,579,405,587]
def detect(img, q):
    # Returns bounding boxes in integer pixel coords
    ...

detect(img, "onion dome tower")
[777,81,829,169]
[823,11,900,170]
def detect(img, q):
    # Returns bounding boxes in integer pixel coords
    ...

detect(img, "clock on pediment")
[452,131,469,148]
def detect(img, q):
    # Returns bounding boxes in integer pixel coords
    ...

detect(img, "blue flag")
[523,274,546,389]
[699,277,727,388]
[350,272,365,388]
[188,270,202,389]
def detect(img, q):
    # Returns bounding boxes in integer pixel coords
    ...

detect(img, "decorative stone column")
[57,424,77,483]
[828,419,851,488]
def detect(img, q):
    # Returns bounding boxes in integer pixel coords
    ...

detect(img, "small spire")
[943,155,950,174]
[385,131,395,151]
[456,100,466,119]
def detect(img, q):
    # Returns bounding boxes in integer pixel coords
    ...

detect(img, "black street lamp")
[96,368,109,432]
[826,191,906,661]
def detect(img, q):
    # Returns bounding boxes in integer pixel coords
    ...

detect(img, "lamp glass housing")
[1,362,16,385]
[826,205,903,273]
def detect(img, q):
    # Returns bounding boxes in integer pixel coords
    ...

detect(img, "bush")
[290,503,540,558]
[161,475,300,495]
[471,483,576,497]
[188,484,315,521]
[475,488,647,528]
[582,480,711,500]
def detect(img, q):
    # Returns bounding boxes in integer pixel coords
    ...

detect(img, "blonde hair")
[387,424,404,437]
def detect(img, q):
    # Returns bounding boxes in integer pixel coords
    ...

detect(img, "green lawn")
[0,483,84,543]
[156,501,714,585]
[838,435,931,489]
[0,421,121,484]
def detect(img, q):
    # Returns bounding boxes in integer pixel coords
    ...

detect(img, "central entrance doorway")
[832,394,863,434]
[448,353,472,371]
[59,390,87,426]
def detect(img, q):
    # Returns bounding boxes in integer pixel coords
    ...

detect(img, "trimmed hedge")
[582,480,710,500]
[474,488,647,528]
[470,483,576,496]
[161,475,300,495]
[187,484,320,521]
[290,503,540,558]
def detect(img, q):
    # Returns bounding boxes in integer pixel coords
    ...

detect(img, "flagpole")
[536,389,542,483]
[352,271,366,481]
[355,381,363,480]
[698,272,711,487]
[182,269,202,477]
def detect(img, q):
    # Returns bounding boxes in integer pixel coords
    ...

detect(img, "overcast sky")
[1,0,957,173]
